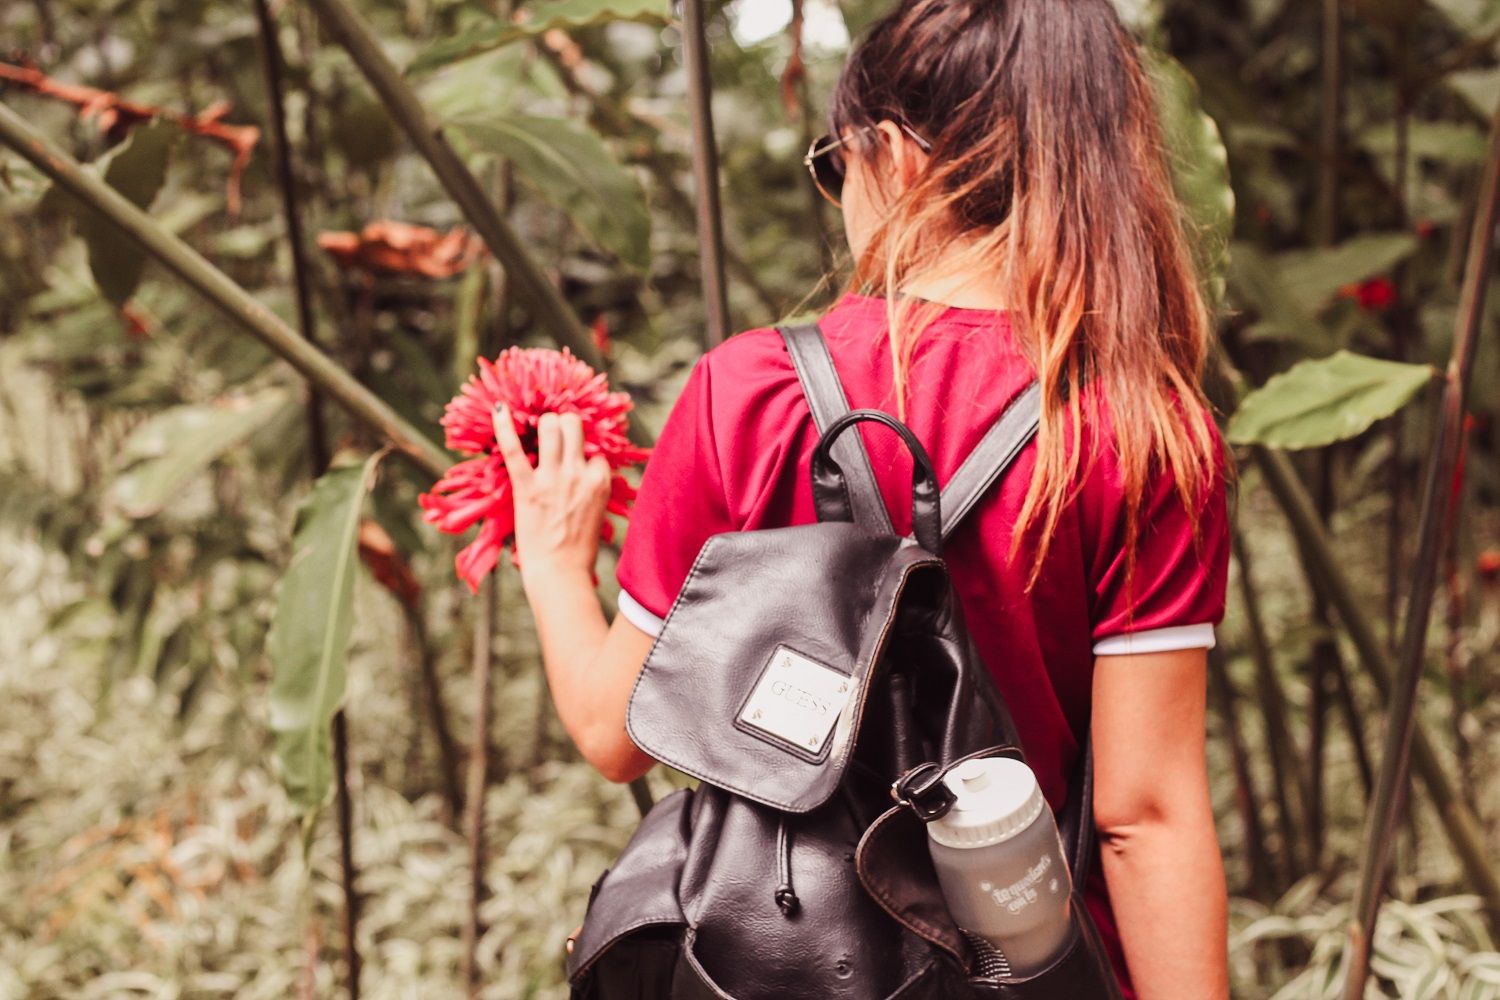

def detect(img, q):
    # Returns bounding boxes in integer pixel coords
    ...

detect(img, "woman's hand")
[492,404,614,590]
[492,403,659,784]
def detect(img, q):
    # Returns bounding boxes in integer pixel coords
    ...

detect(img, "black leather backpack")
[564,322,1123,999]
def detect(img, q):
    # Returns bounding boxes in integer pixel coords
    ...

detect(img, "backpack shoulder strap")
[937,380,1042,542]
[779,322,895,535]
[781,322,1096,883]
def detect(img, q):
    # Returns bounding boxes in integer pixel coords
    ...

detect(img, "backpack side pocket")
[566,786,696,995]
[963,891,1123,1000]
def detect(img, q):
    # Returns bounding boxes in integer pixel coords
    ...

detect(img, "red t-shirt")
[614,292,1231,996]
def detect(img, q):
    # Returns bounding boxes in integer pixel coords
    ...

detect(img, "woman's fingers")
[492,404,535,488]
[536,411,562,472]
[558,412,585,467]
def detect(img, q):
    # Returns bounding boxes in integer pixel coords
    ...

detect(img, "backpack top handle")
[779,321,1042,545]
[811,408,944,554]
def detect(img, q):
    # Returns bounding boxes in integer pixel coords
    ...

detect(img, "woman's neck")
[885,240,1012,310]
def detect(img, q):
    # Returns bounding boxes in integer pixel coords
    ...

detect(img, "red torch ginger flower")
[419,347,650,593]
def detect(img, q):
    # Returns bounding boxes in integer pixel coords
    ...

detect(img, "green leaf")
[452,113,651,272]
[75,119,178,306]
[1359,121,1489,167]
[1226,349,1436,449]
[1272,232,1420,316]
[840,0,887,39]
[1228,241,1325,345]
[1144,50,1235,310]
[267,450,386,817]
[109,388,293,518]
[409,0,671,75]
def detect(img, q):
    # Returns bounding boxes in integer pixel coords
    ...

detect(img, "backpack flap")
[625,521,947,814]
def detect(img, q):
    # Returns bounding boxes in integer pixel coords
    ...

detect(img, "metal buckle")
[889,761,957,822]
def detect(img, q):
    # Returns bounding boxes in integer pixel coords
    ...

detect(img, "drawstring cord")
[774,814,800,916]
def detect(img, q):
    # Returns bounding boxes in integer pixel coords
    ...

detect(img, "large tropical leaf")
[409,0,671,75]
[108,388,293,518]
[1145,50,1235,310]
[1226,349,1436,449]
[267,450,386,816]
[66,119,178,306]
[1271,232,1419,316]
[452,113,651,272]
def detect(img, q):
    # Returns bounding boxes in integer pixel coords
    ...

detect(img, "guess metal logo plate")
[737,645,855,757]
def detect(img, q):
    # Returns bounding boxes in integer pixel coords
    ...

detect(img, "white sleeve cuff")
[1092,623,1216,656]
[616,587,667,639]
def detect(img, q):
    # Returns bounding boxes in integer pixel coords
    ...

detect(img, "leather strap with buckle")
[889,761,957,822]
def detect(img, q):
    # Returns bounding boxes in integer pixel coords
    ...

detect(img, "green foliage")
[1232,883,1500,999]
[1145,49,1235,309]
[1272,233,1422,316]
[1227,349,1436,448]
[107,388,294,518]
[409,0,673,75]
[267,451,385,820]
[57,118,178,306]
[452,113,652,272]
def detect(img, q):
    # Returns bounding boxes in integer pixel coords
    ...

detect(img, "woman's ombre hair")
[830,0,1229,594]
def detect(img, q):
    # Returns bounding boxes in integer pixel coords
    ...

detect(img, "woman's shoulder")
[702,324,797,368]
[691,324,803,405]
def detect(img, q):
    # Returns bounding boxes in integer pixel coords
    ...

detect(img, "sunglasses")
[803,122,934,208]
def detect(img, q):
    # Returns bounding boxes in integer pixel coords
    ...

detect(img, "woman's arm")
[493,405,659,784]
[1091,647,1229,1000]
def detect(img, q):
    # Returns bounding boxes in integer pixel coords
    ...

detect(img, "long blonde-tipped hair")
[829,0,1231,596]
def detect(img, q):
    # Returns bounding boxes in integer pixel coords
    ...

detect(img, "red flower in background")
[418,347,650,593]
[1339,276,1398,311]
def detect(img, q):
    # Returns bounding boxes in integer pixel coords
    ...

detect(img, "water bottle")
[924,756,1075,977]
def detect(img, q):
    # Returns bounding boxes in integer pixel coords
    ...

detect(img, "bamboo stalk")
[1340,79,1500,1000]
[0,99,451,479]
[462,573,497,997]
[681,0,730,347]
[302,0,605,370]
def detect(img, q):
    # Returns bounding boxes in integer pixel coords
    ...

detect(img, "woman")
[491,1,1234,997]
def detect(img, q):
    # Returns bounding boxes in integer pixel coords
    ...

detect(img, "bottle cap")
[926,756,1046,849]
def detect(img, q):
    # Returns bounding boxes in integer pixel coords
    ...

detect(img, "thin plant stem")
[1232,526,1310,880]
[1207,644,1278,901]
[253,0,330,476]
[332,709,360,1000]
[681,0,730,347]
[462,573,498,997]
[408,606,463,824]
